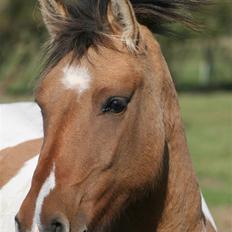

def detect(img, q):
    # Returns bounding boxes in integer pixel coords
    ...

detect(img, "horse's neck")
[110,108,205,232]
[157,89,205,231]
[156,59,206,231]
[109,131,204,232]
[158,122,204,231]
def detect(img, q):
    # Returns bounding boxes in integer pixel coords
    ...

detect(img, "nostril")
[15,215,21,232]
[50,219,64,232]
[80,225,88,232]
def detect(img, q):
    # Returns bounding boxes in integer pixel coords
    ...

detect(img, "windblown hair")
[42,0,206,73]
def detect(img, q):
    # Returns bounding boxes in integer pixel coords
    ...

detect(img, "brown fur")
[0,139,42,187]
[13,1,216,232]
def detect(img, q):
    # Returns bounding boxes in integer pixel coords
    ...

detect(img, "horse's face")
[17,1,167,231]
[17,41,166,231]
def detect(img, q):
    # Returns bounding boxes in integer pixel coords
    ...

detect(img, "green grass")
[179,93,232,207]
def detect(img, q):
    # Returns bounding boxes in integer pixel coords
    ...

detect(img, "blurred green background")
[0,0,231,231]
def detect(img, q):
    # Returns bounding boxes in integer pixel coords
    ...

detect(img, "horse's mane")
[43,0,205,73]
[132,0,204,34]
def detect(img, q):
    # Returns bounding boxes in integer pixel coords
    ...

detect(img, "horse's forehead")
[37,59,92,98]
[37,51,142,102]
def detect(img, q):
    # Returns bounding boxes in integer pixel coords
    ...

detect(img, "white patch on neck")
[0,155,39,232]
[31,164,56,231]
[62,65,91,95]
[0,103,43,150]
[201,193,217,231]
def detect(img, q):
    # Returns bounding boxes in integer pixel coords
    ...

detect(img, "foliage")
[0,0,231,96]
[0,0,45,96]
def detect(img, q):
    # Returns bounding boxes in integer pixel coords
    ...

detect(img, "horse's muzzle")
[15,215,87,232]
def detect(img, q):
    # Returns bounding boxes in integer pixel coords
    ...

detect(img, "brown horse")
[5,0,219,231]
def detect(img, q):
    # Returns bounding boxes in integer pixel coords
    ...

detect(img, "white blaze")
[201,193,217,231]
[62,65,91,94]
[31,164,56,231]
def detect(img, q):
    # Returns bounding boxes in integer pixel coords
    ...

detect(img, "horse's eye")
[102,97,130,114]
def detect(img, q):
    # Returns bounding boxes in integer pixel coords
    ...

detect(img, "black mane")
[132,0,204,34]
[43,0,205,74]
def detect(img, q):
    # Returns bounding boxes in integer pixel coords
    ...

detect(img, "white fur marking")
[34,224,39,232]
[62,65,91,94]
[0,155,39,232]
[31,164,56,231]
[201,193,217,230]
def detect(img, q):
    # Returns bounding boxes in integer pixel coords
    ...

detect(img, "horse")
[0,0,217,231]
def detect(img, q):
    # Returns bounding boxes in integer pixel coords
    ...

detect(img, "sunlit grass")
[179,93,232,206]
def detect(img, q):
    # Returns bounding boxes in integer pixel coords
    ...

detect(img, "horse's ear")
[38,0,68,38]
[108,0,141,51]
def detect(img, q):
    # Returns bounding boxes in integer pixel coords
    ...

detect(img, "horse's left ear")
[38,0,68,38]
[108,0,141,51]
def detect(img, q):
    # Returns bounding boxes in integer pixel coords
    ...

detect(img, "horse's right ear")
[38,0,68,38]
[108,0,141,52]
